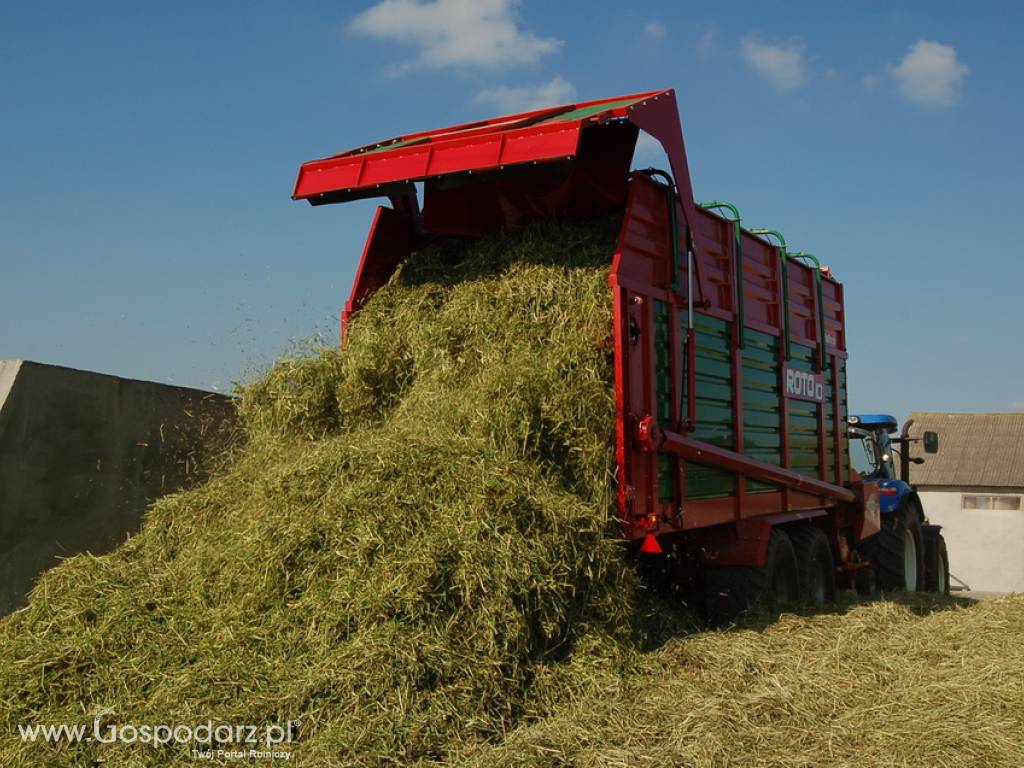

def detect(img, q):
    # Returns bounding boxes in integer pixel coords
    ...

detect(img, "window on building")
[961,494,1022,511]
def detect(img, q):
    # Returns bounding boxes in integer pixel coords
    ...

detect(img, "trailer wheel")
[870,506,924,592]
[788,526,835,605]
[702,529,799,625]
[923,530,950,595]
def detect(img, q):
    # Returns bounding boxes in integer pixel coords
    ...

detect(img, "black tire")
[703,529,800,625]
[865,505,925,592]
[788,525,836,605]
[923,529,951,595]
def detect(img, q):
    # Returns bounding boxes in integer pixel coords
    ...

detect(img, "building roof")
[907,412,1024,488]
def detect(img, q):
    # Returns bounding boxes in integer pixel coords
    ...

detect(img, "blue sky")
[1,1,1021,419]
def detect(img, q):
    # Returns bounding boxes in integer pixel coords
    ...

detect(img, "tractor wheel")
[788,525,836,605]
[923,530,951,595]
[702,529,800,625]
[870,505,925,592]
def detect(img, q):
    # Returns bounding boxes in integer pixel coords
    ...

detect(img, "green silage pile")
[0,215,651,766]
[4,214,1024,768]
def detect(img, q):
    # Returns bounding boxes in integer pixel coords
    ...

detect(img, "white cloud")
[644,21,667,40]
[698,28,717,57]
[740,35,806,90]
[891,40,967,106]
[476,76,575,113]
[349,0,561,71]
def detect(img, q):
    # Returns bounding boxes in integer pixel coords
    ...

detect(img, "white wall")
[918,489,1024,593]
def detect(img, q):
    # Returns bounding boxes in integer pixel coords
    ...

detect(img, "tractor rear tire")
[923,530,951,595]
[788,525,836,605]
[702,528,800,625]
[870,506,925,592]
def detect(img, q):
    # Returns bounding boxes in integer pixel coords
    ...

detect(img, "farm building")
[908,412,1024,593]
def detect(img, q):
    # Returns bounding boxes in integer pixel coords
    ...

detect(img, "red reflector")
[879,489,898,495]
[640,533,663,554]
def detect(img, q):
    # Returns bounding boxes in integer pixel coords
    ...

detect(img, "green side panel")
[742,329,781,494]
[685,313,737,500]
[657,453,676,504]
[540,96,646,123]
[653,301,676,503]
[361,136,427,154]
[821,358,850,481]
[838,360,850,475]
[788,343,821,479]
[823,361,836,478]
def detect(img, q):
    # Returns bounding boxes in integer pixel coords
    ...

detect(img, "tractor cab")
[849,413,939,515]
[848,414,899,482]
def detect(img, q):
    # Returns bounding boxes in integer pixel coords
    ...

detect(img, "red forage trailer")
[293,88,882,621]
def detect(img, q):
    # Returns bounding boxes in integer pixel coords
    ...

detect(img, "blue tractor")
[848,415,949,594]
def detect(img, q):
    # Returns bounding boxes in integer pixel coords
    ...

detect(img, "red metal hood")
[292,89,695,214]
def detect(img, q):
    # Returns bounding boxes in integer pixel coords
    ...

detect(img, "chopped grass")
[460,594,1024,767]
[0,216,643,766]
[2,214,1023,767]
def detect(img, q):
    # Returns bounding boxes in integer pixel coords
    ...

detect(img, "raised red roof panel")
[292,90,668,203]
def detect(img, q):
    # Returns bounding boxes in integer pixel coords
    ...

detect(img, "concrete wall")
[0,360,235,614]
[919,487,1024,593]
